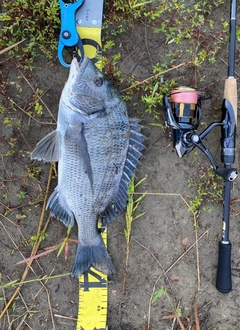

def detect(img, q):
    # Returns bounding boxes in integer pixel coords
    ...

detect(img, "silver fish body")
[31,57,145,277]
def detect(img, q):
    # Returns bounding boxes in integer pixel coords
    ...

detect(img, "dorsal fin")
[101,119,145,226]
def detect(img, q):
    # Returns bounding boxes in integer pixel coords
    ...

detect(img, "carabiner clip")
[58,0,85,67]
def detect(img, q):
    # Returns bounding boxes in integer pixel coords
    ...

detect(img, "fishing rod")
[216,0,237,294]
[163,0,237,293]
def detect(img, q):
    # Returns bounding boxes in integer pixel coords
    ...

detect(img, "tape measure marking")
[76,3,106,326]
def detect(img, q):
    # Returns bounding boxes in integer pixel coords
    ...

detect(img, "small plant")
[0,0,60,65]
[57,225,72,261]
[124,176,146,244]
[16,191,27,202]
[123,176,146,293]
[152,286,182,318]
[188,164,223,220]
[26,164,42,180]
[29,231,48,247]
[142,76,177,120]
[106,0,152,21]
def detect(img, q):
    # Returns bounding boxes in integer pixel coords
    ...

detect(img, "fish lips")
[71,56,90,76]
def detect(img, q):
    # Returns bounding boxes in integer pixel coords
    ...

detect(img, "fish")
[31,56,145,277]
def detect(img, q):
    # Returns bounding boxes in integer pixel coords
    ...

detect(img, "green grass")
[0,0,60,66]
[188,162,223,221]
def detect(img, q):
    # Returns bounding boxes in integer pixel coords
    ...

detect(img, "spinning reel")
[163,87,238,182]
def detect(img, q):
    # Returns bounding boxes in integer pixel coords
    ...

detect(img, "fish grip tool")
[58,0,103,68]
[58,0,85,67]
[163,0,238,293]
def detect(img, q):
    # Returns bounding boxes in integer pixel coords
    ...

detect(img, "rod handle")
[224,77,238,124]
[216,241,232,293]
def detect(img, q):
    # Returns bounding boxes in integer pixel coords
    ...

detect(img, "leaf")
[134,192,147,204]
[67,224,72,236]
[0,13,12,21]
[152,287,167,304]
[171,274,180,281]
[151,81,159,96]
[133,212,146,220]
[57,239,66,258]
[135,176,147,188]
[64,242,69,261]
[16,247,58,264]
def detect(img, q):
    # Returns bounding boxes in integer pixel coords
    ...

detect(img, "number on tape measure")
[82,270,107,291]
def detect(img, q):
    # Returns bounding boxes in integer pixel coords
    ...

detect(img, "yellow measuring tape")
[76,3,107,328]
[77,226,108,330]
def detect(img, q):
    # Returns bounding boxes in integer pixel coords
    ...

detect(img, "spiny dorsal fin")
[101,118,145,226]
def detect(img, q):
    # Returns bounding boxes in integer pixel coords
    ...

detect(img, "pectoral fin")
[79,123,93,189]
[31,130,60,162]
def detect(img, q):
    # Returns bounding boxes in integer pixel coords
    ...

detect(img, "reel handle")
[216,241,232,293]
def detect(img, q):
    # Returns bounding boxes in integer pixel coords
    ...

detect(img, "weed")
[0,0,60,65]
[152,286,182,317]
[142,77,177,120]
[16,213,27,221]
[16,190,27,202]
[106,0,151,21]
[57,225,72,260]
[26,164,42,180]
[10,246,19,255]
[124,176,146,244]
[4,117,13,128]
[5,150,15,157]
[123,176,146,293]
[29,231,48,247]
[2,193,8,200]
[188,164,223,221]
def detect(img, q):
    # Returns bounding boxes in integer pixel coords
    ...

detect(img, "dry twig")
[121,61,189,92]
[0,39,26,55]
[194,299,200,330]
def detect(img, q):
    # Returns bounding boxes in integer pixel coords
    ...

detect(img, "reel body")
[163,87,238,182]
[163,87,202,157]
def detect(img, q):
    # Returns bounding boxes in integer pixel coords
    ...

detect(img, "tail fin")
[71,242,116,278]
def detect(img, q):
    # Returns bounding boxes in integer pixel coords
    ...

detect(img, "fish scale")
[31,56,145,277]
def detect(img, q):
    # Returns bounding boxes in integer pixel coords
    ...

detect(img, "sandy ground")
[1,1,240,329]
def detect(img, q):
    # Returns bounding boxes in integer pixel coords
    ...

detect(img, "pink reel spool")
[171,87,198,104]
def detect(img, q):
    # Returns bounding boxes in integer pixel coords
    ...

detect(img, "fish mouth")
[72,56,90,75]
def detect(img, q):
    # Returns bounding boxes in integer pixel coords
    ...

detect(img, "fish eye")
[93,76,103,87]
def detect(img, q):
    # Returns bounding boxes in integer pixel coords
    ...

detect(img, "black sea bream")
[32,57,145,277]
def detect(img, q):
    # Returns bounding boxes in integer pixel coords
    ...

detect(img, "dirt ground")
[1,1,240,329]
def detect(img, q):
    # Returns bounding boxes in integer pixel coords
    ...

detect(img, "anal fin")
[46,188,74,227]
